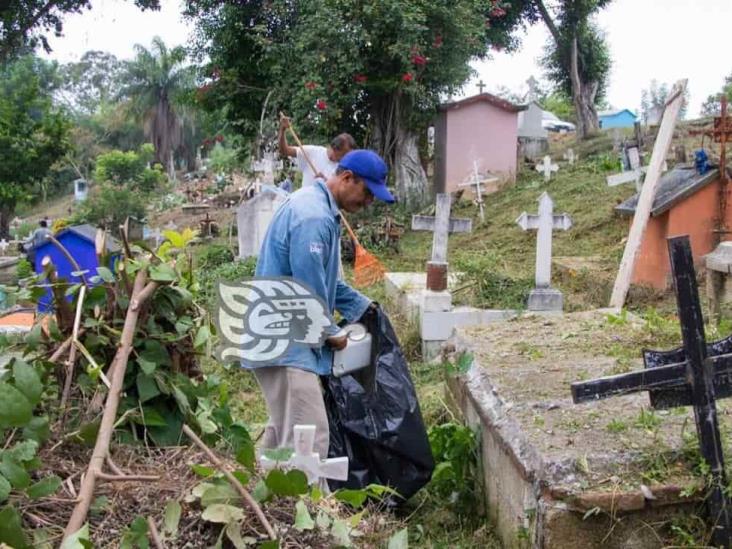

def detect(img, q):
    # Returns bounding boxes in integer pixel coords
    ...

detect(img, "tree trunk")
[370,92,428,207]
[570,37,599,139]
[0,202,13,240]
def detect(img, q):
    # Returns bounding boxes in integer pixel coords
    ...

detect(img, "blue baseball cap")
[338,150,395,203]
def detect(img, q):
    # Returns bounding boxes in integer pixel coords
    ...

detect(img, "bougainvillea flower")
[490,6,506,17]
[305,81,317,90]
[215,135,224,143]
[412,54,427,66]
[402,72,414,83]
[316,99,327,110]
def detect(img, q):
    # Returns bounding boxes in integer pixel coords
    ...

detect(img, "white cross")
[0,239,9,255]
[606,167,647,192]
[458,162,498,223]
[535,155,559,182]
[563,149,576,165]
[412,194,472,264]
[259,425,349,485]
[516,192,572,289]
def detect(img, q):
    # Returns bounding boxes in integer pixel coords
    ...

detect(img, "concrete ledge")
[445,312,708,548]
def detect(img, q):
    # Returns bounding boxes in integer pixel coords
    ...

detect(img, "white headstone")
[535,156,559,182]
[516,192,572,311]
[0,239,8,255]
[74,179,88,202]
[259,425,348,485]
[563,149,576,165]
[237,192,287,258]
[518,102,548,140]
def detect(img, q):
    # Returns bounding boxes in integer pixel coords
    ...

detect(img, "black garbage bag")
[323,305,435,502]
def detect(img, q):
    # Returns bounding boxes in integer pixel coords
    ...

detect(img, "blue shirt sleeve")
[335,280,371,322]
[288,217,341,337]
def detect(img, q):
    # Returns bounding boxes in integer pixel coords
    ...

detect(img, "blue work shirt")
[241,179,371,375]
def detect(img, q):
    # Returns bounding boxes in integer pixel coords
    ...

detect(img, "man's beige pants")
[253,366,330,458]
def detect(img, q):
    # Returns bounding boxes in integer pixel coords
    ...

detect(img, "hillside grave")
[515,192,572,311]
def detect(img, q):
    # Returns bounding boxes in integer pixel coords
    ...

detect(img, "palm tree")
[118,37,193,173]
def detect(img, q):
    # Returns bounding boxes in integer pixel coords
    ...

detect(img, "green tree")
[700,71,732,116]
[0,1,160,61]
[640,79,689,123]
[118,37,195,173]
[536,0,612,138]
[0,55,71,238]
[57,51,124,116]
[184,0,539,204]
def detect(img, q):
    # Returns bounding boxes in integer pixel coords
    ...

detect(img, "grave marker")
[411,193,472,291]
[572,236,732,548]
[259,425,348,485]
[563,149,576,165]
[237,192,287,258]
[516,192,572,311]
[0,239,8,255]
[457,161,498,223]
[535,155,559,182]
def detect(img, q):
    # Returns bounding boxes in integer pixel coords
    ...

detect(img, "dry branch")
[181,424,276,540]
[63,269,159,540]
[60,285,85,413]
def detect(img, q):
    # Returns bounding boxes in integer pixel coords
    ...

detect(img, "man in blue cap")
[243,149,395,459]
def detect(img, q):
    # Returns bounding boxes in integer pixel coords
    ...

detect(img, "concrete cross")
[412,193,472,291]
[259,425,349,485]
[535,155,559,182]
[477,80,486,94]
[606,167,647,192]
[0,239,9,255]
[516,192,572,311]
[563,149,576,165]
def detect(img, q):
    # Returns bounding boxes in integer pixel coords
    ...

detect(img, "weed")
[515,342,544,360]
[635,407,662,431]
[606,419,628,433]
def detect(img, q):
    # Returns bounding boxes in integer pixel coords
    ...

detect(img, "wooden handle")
[339,212,360,246]
[280,111,321,176]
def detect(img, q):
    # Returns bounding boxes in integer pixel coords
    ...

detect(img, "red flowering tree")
[185,0,537,204]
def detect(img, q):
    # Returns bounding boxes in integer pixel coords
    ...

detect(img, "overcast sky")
[42,0,731,118]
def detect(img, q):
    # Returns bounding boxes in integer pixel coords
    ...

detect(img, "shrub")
[208,143,241,174]
[197,256,257,309]
[72,183,146,230]
[93,144,166,192]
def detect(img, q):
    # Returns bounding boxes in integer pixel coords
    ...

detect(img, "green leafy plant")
[427,422,481,513]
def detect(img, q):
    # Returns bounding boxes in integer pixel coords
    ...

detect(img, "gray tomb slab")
[237,192,288,258]
[516,192,572,311]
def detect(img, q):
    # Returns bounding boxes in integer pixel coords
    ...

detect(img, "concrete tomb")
[237,191,287,259]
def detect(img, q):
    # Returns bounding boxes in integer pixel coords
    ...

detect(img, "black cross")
[571,235,732,547]
[477,80,486,94]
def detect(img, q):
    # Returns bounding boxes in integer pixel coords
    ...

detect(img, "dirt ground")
[459,309,732,495]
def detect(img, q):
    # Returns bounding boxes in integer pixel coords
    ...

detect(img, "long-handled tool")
[280,112,386,287]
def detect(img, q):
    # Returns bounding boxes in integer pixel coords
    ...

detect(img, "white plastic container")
[332,323,372,377]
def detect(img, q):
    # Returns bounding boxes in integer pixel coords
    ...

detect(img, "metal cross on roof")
[477,80,486,94]
[571,235,732,547]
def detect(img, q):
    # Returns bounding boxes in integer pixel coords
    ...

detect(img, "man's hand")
[326,334,348,351]
[279,114,292,132]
